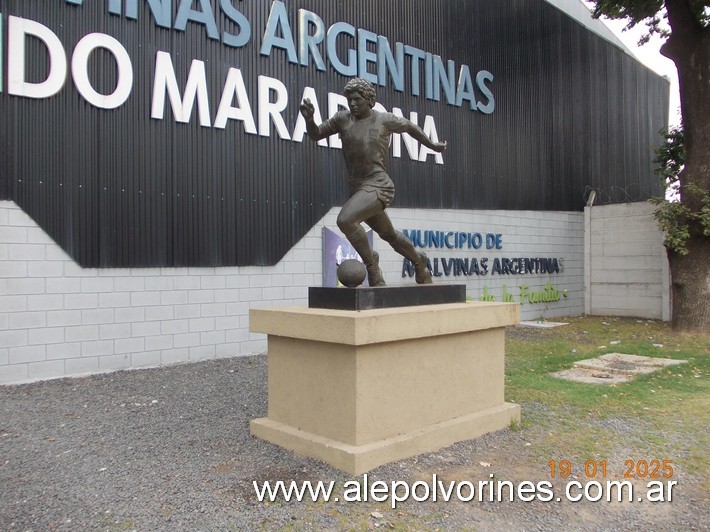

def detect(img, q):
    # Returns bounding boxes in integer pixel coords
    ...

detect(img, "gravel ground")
[1,354,707,531]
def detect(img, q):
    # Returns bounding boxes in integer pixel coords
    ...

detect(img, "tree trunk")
[668,238,710,332]
[660,0,710,332]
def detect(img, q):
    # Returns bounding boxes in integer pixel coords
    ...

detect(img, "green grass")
[505,316,709,482]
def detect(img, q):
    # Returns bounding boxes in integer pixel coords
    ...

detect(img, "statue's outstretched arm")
[300,98,337,141]
[402,121,447,152]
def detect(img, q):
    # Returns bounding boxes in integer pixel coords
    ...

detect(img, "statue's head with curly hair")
[343,78,377,109]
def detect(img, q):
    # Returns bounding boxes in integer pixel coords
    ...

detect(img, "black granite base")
[308,284,466,311]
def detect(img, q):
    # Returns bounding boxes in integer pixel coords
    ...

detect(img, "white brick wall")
[382,209,585,319]
[1,200,584,384]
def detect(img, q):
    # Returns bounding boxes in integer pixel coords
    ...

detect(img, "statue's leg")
[366,212,433,285]
[337,191,386,286]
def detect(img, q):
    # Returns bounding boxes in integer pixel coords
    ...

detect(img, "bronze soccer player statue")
[300,78,447,286]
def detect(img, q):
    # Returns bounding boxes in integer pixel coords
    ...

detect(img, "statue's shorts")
[348,172,395,208]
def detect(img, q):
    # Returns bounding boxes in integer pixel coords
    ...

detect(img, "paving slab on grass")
[518,321,569,329]
[552,353,687,384]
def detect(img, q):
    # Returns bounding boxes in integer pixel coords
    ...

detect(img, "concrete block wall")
[1,200,584,384]
[0,201,320,384]
[585,202,670,320]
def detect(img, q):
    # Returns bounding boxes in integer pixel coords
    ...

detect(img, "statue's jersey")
[317,110,411,204]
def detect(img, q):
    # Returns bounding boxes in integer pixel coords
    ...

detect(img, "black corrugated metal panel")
[0,0,669,267]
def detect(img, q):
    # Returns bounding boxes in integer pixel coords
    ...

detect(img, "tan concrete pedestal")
[250,301,520,475]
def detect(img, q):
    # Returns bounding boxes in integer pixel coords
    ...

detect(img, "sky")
[581,3,682,128]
